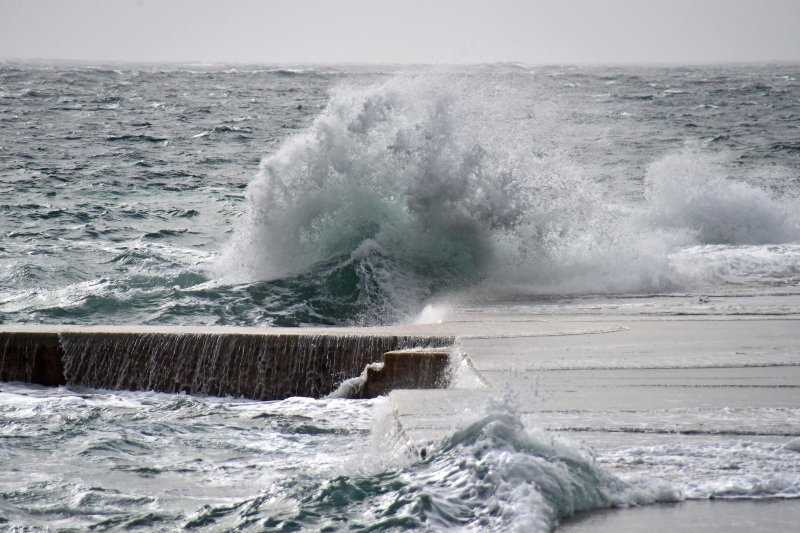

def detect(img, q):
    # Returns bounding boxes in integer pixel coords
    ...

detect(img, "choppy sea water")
[2,62,799,327]
[2,384,799,531]
[1,62,800,530]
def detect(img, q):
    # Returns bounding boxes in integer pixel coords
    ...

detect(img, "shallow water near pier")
[2,380,799,530]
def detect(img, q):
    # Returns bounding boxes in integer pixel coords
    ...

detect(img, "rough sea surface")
[2,62,799,327]
[1,62,799,530]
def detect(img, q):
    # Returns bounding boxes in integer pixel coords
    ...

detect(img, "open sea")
[1,62,799,530]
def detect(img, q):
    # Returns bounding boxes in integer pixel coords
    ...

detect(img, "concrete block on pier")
[362,348,452,398]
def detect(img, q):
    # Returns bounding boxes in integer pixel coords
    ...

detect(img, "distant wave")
[106,134,168,143]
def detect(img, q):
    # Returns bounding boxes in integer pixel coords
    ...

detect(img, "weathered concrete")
[362,348,452,398]
[387,309,800,446]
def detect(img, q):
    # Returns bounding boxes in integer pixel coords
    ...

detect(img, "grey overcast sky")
[1,0,798,64]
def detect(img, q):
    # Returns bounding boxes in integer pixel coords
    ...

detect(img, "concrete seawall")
[0,326,454,400]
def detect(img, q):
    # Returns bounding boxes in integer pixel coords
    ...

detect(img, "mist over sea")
[1,62,799,530]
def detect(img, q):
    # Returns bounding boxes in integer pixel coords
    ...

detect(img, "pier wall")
[0,328,454,400]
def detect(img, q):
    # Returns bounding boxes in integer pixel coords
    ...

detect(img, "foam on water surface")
[5,383,797,531]
[0,384,380,529]
[0,385,681,531]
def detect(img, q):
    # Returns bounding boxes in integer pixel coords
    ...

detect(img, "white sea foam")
[4,382,684,531]
[602,439,800,500]
[229,401,682,531]
[645,145,800,245]
[417,406,681,530]
[216,75,800,320]
[4,385,797,531]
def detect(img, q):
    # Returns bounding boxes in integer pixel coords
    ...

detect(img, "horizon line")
[3,56,800,69]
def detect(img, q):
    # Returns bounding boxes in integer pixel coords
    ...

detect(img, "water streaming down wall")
[0,330,454,399]
[0,332,65,386]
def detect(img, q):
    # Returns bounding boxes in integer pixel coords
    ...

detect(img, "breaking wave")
[646,147,800,246]
[200,404,680,531]
[0,385,683,531]
[217,76,800,324]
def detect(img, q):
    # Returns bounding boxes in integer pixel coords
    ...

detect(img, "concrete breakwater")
[0,327,454,400]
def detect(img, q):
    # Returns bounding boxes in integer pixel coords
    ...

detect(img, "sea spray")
[4,64,800,327]
[645,143,800,245]
[217,75,620,320]
[217,77,528,323]
[218,74,800,322]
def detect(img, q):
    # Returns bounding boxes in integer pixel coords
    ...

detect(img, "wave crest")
[211,404,680,531]
[217,76,800,324]
[217,78,530,322]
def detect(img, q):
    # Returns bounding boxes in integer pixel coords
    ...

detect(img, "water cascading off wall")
[0,329,455,399]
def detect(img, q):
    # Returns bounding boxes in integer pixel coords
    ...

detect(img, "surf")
[216,75,800,324]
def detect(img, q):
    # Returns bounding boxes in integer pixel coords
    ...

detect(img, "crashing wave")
[217,76,800,324]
